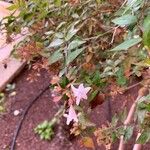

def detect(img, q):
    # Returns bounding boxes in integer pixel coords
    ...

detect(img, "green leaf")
[137,107,146,124]
[143,15,150,48]
[92,71,101,86]
[67,40,86,51]
[78,113,95,127]
[16,0,26,7]
[59,68,66,77]
[34,120,54,141]
[89,90,99,102]
[112,15,137,26]
[110,37,142,51]
[66,47,85,65]
[137,130,150,144]
[0,106,4,112]
[119,108,127,123]
[6,83,16,91]
[126,0,143,12]
[0,93,5,102]
[117,76,126,86]
[48,39,64,48]
[48,50,63,65]
[111,132,118,142]
[96,0,102,4]
[59,76,69,88]
[54,0,61,6]
[117,126,125,136]
[7,4,18,11]
[116,67,127,86]
[124,126,134,141]
[138,102,147,110]
[111,114,119,127]
[65,26,78,41]
[23,13,33,21]
[136,97,149,124]
[145,103,150,112]
[55,32,64,39]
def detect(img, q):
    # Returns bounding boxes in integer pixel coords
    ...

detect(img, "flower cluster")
[64,84,91,125]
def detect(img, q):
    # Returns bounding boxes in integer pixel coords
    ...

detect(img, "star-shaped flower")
[64,105,78,125]
[71,84,91,105]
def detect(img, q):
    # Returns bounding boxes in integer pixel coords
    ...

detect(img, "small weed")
[5,83,16,92]
[34,120,54,140]
[0,93,5,113]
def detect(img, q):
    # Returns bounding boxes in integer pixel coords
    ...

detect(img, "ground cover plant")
[1,0,150,149]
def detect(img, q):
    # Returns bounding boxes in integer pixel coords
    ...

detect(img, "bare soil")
[0,67,150,150]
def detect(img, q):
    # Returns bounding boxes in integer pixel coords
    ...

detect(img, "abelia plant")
[2,0,150,149]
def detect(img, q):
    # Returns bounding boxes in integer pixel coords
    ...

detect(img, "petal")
[85,87,91,93]
[81,93,87,100]
[69,105,78,122]
[64,112,71,125]
[69,105,76,114]
[79,84,91,99]
[66,117,72,125]
[63,114,68,118]
[64,105,78,125]
[78,84,84,90]
[64,113,72,125]
[78,84,91,94]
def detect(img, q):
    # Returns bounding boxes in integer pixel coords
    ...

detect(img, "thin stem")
[84,29,112,41]
[49,105,65,126]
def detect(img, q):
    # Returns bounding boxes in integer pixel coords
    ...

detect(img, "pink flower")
[71,84,91,105]
[64,105,78,125]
